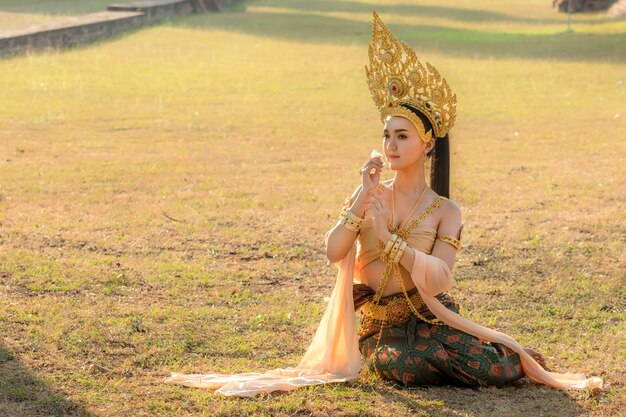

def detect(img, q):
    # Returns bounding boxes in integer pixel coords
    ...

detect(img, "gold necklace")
[371,183,426,305]
[391,183,427,232]
[389,185,446,326]
[369,186,445,379]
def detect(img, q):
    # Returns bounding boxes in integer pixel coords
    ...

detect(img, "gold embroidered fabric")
[362,288,426,323]
[357,219,437,269]
[356,287,456,339]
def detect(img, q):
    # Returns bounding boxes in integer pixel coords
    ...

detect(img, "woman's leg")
[358,294,529,389]
[426,298,527,388]
[359,323,449,387]
[432,327,526,388]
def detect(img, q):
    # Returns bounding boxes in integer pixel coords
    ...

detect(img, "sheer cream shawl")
[163,241,361,396]
[409,247,604,391]
[164,239,604,395]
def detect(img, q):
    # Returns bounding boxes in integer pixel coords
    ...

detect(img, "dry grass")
[0,0,624,416]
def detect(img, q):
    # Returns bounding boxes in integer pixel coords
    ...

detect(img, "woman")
[164,11,603,396]
[336,118,544,389]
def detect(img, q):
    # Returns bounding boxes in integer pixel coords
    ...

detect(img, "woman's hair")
[399,104,450,198]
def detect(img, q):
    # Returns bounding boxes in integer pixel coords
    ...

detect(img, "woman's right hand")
[359,152,384,193]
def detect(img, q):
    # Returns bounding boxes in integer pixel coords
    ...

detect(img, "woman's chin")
[388,160,401,169]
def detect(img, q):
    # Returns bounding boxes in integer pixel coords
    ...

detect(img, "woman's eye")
[399,135,406,139]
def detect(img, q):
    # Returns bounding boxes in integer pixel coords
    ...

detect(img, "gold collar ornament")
[365,11,457,142]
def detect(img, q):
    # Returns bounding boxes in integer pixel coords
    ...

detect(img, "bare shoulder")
[442,198,461,218]
[437,197,463,237]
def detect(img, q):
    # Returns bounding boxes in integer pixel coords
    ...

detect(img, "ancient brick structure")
[0,0,243,58]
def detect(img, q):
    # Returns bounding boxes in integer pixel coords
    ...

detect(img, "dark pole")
[567,0,573,32]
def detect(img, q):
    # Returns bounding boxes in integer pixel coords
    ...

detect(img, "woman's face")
[382,116,433,170]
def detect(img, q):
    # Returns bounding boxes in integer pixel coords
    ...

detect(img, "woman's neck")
[392,163,427,197]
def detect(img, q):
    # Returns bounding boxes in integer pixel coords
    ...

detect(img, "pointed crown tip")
[364,10,457,137]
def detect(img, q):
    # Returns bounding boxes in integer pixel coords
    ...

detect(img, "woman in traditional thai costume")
[163,11,604,396]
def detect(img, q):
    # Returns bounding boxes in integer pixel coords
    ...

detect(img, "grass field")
[0,0,625,416]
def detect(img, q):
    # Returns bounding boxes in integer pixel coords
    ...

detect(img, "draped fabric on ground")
[408,247,604,391]
[164,240,604,396]
[163,241,361,397]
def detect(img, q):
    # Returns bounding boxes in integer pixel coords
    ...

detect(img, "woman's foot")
[525,347,550,371]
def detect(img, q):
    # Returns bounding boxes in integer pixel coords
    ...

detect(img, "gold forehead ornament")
[365,11,457,143]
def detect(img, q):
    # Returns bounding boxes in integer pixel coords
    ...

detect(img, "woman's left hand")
[363,187,392,243]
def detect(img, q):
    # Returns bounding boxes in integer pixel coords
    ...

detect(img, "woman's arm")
[326,153,384,264]
[396,199,463,295]
[325,184,369,264]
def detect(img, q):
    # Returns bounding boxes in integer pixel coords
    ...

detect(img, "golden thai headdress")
[365,11,457,142]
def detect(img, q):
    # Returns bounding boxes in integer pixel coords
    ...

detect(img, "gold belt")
[361,290,427,324]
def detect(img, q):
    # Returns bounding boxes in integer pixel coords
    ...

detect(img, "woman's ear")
[425,138,435,155]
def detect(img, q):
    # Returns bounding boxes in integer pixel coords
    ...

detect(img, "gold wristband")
[393,240,407,263]
[384,233,399,255]
[340,217,360,232]
[389,236,403,260]
[340,209,363,232]
[345,208,364,224]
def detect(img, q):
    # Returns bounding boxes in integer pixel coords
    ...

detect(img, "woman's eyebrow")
[383,129,409,133]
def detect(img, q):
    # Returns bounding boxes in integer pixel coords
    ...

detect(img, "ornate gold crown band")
[365,11,457,142]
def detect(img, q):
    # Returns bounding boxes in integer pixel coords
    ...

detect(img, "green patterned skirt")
[354,284,526,389]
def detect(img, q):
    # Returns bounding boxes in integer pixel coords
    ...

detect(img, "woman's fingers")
[359,158,384,174]
[364,197,383,214]
[368,189,383,202]
[360,158,382,170]
[362,201,378,214]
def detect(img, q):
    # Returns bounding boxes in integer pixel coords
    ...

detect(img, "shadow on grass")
[169,5,626,64]
[1,0,623,64]
[0,346,95,416]
[362,378,588,416]
[245,0,618,25]
[0,0,615,25]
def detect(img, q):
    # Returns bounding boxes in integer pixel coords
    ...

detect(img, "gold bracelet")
[345,208,364,224]
[340,217,360,232]
[388,236,403,260]
[393,240,407,263]
[339,209,363,232]
[383,233,398,254]
[389,238,403,261]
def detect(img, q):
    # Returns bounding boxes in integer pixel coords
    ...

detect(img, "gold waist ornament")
[361,290,428,324]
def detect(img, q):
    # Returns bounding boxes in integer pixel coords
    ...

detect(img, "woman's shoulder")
[433,194,460,220]
[441,196,461,214]
[436,195,463,238]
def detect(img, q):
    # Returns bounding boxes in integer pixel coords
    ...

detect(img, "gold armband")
[437,235,460,250]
